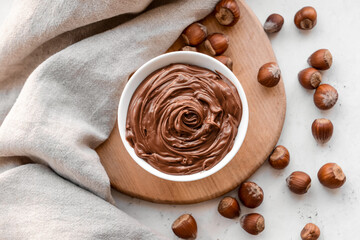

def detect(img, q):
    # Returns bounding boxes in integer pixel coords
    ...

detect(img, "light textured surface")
[0,0,359,239]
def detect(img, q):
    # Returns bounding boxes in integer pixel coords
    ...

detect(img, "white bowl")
[118,52,249,182]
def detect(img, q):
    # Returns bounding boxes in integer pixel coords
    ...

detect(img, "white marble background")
[1,0,359,239]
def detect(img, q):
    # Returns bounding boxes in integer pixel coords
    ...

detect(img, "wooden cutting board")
[97,0,286,204]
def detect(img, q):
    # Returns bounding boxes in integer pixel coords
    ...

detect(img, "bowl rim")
[118,51,249,182]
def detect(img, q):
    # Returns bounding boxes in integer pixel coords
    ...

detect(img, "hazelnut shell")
[313,84,338,110]
[172,214,197,239]
[215,0,240,26]
[214,55,233,70]
[298,68,322,89]
[269,145,290,169]
[286,171,311,194]
[294,6,317,30]
[318,163,346,189]
[182,23,207,46]
[257,62,281,87]
[311,118,333,144]
[238,182,264,208]
[240,213,265,235]
[218,196,240,219]
[204,33,229,56]
[264,13,284,33]
[301,223,320,240]
[308,49,333,70]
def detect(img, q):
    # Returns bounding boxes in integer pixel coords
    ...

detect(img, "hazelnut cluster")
[262,6,317,33]
[181,23,233,70]
[257,7,319,87]
[180,0,239,72]
[262,6,317,34]
[292,11,337,147]
[217,181,266,235]
[299,49,338,115]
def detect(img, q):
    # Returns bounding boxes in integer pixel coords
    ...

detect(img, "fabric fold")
[0,164,166,239]
[0,0,154,69]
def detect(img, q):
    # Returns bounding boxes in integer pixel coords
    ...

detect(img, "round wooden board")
[97,0,286,204]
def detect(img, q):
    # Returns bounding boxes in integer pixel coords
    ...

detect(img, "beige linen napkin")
[0,163,166,239]
[0,0,218,238]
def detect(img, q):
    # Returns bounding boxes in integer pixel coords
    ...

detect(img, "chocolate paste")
[126,64,242,175]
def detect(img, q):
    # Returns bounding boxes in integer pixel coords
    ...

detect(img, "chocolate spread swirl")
[126,64,242,175]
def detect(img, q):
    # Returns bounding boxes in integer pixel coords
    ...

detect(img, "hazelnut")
[301,223,320,240]
[318,163,346,189]
[218,196,240,219]
[240,213,265,235]
[298,68,322,89]
[215,0,240,26]
[238,182,264,208]
[204,33,229,56]
[172,214,197,239]
[313,84,338,110]
[182,23,207,46]
[294,6,317,30]
[286,171,311,194]
[263,13,284,34]
[312,118,333,144]
[257,62,281,87]
[308,49,333,70]
[269,145,290,169]
[181,46,198,52]
[214,55,233,70]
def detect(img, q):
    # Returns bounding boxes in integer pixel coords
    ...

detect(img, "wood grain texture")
[97,0,286,204]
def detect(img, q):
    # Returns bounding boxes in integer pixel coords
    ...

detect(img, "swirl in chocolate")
[126,64,242,175]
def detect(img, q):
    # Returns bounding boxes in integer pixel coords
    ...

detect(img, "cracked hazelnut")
[172,214,197,239]
[301,223,320,240]
[257,62,281,87]
[308,49,333,70]
[286,171,311,194]
[238,182,264,208]
[218,196,240,219]
[240,213,265,235]
[318,163,346,189]
[263,13,284,33]
[215,0,240,26]
[204,33,229,56]
[269,145,290,169]
[298,68,322,89]
[294,6,317,30]
[214,55,233,70]
[313,84,338,110]
[312,118,333,144]
[182,23,207,46]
